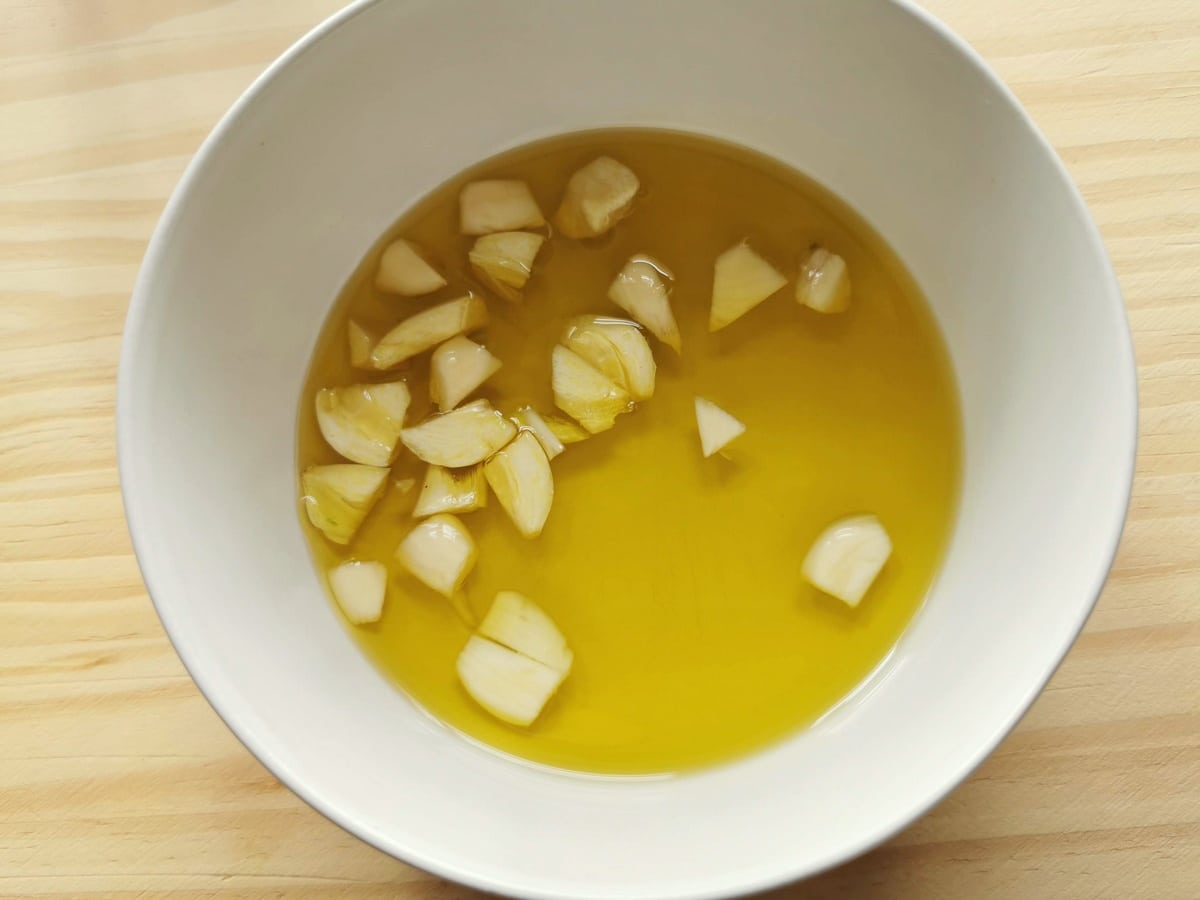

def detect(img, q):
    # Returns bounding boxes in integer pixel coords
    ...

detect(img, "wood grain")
[1,1,1197,897]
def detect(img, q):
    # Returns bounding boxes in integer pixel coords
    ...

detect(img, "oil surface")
[297,130,961,774]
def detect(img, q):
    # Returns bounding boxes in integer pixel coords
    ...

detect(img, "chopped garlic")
[551,344,632,434]
[347,320,374,369]
[413,464,488,518]
[514,407,565,460]
[430,335,502,411]
[400,398,517,468]
[552,156,640,239]
[694,397,746,458]
[710,241,787,331]
[796,246,851,313]
[371,294,489,370]
[563,321,625,388]
[543,414,591,445]
[315,381,411,466]
[374,239,447,297]
[328,560,388,625]
[484,431,554,539]
[608,255,681,353]
[802,515,892,606]
[396,513,477,597]
[469,231,545,302]
[562,316,656,401]
[460,180,544,235]
[479,591,573,674]
[456,635,566,727]
[301,464,389,545]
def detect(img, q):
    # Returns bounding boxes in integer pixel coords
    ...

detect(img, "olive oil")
[297,129,961,774]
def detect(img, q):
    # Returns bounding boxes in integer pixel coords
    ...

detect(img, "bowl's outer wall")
[119,1,1135,897]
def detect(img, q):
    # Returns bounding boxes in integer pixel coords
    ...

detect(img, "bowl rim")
[117,0,1138,896]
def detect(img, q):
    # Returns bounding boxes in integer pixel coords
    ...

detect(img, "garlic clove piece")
[400,398,518,468]
[456,635,566,727]
[374,239,447,297]
[484,431,554,539]
[710,241,787,332]
[430,335,502,411]
[802,514,892,607]
[514,407,565,460]
[796,246,852,314]
[412,464,488,518]
[469,231,545,302]
[460,180,544,235]
[694,396,746,458]
[608,254,681,353]
[347,320,374,369]
[563,315,656,401]
[551,344,632,434]
[552,156,640,239]
[301,464,389,545]
[479,591,573,674]
[315,381,411,466]
[371,294,489,370]
[328,560,388,624]
[396,513,478,597]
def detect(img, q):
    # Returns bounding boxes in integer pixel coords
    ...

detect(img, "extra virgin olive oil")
[297,129,961,774]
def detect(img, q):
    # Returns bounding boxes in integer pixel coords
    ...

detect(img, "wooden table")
[2,1,1197,897]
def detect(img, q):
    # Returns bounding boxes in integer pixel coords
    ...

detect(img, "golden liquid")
[298,130,961,775]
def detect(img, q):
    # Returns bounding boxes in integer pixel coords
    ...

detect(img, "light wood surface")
[1,1,1197,897]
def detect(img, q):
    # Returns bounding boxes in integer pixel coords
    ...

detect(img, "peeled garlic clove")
[551,344,632,434]
[484,431,554,538]
[430,335,502,411]
[561,320,625,388]
[457,635,566,727]
[694,396,746,458]
[374,239,447,297]
[301,464,389,545]
[396,513,477,597]
[347,320,374,369]
[460,180,544,235]
[413,464,488,517]
[593,320,656,401]
[796,246,852,313]
[469,231,545,302]
[479,591,573,674]
[371,294,489,370]
[315,381,411,466]
[401,398,518,468]
[544,413,591,445]
[514,407,564,460]
[328,560,388,625]
[608,255,681,353]
[802,515,892,606]
[710,242,788,332]
[563,316,656,401]
[553,156,640,239]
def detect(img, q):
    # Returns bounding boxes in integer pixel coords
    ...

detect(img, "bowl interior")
[119,1,1135,897]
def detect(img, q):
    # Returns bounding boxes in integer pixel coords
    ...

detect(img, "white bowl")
[118,1,1136,897]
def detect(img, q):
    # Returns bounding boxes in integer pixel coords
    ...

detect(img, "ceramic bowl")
[118,1,1136,897]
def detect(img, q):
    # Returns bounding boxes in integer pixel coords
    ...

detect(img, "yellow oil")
[297,129,961,775]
